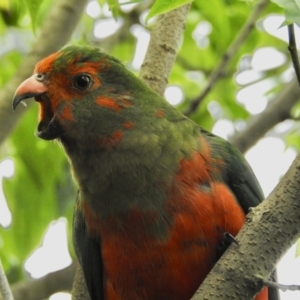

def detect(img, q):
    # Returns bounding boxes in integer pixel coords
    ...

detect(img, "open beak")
[13,75,63,140]
[12,75,48,110]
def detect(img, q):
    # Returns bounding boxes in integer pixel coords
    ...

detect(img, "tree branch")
[71,265,90,300]
[184,0,269,116]
[11,262,76,300]
[92,0,154,52]
[0,0,88,147]
[262,278,300,292]
[139,3,192,96]
[229,78,300,153]
[0,258,13,300]
[192,152,300,299]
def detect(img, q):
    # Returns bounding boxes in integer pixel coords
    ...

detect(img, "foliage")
[146,0,193,21]
[271,0,300,26]
[1,106,75,282]
[0,0,297,295]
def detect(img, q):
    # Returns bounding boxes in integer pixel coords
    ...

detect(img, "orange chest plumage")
[83,150,248,300]
[100,187,245,300]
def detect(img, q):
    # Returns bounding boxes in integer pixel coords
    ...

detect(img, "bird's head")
[13,45,144,142]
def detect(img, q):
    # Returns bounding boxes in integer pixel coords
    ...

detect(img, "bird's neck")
[61,104,200,220]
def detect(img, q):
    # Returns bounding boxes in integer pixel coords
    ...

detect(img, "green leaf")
[271,0,300,26]
[0,0,9,10]
[0,51,23,88]
[106,0,120,19]
[0,0,25,27]
[146,0,193,22]
[1,106,71,277]
[24,0,44,31]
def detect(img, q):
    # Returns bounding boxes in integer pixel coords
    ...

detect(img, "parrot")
[12,45,278,300]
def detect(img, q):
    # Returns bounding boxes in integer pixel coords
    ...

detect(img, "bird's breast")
[80,148,247,300]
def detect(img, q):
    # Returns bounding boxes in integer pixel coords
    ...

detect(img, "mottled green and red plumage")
[13,45,278,300]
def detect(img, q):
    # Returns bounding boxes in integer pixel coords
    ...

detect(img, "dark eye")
[73,74,92,90]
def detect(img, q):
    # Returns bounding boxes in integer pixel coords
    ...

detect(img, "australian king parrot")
[13,45,278,300]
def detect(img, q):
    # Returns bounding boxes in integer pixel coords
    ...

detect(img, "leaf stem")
[288,24,300,86]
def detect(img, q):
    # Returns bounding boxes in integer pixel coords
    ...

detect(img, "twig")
[261,277,300,292]
[0,258,13,300]
[229,78,299,153]
[92,0,154,51]
[288,24,300,85]
[184,0,269,116]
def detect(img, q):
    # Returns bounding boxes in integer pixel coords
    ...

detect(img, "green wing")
[201,128,264,213]
[201,128,279,300]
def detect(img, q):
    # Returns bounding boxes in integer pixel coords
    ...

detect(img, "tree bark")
[139,3,192,96]
[71,265,90,300]
[192,152,300,299]
[0,258,13,300]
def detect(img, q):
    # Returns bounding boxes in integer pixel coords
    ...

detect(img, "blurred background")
[0,0,300,299]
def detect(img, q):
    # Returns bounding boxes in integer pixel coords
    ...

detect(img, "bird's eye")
[35,73,45,82]
[73,74,92,90]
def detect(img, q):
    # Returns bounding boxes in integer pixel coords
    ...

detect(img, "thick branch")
[192,152,300,299]
[139,3,192,96]
[0,0,88,146]
[184,0,269,116]
[11,262,76,300]
[230,78,300,153]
